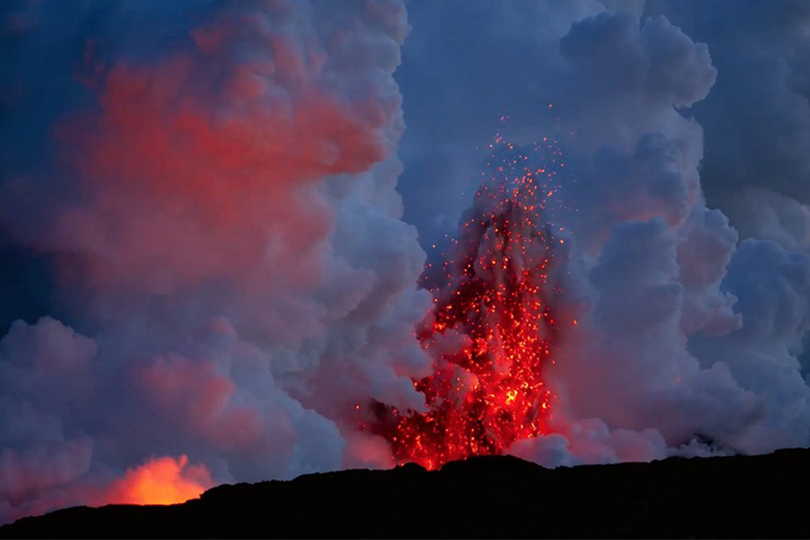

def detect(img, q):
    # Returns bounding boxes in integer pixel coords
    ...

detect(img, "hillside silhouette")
[2,449,809,538]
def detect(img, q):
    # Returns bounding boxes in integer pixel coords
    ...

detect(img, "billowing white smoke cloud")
[644,0,810,250]
[3,0,810,525]
[0,0,430,523]
[394,2,810,466]
[535,6,810,464]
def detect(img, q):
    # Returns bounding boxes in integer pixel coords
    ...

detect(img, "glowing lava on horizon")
[100,455,213,506]
[367,136,567,470]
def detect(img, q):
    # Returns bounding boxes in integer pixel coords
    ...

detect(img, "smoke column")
[0,0,431,523]
[395,0,810,466]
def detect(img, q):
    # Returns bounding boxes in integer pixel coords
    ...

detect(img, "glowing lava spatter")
[369,137,565,470]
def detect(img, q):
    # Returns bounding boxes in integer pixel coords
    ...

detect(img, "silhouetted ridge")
[3,448,810,538]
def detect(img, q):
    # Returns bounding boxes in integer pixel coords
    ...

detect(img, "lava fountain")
[366,137,567,470]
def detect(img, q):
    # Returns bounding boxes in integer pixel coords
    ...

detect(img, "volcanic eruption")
[7,0,810,528]
[366,137,569,469]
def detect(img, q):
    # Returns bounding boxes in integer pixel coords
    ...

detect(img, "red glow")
[50,20,395,297]
[368,137,564,470]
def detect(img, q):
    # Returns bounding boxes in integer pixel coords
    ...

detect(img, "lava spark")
[368,138,565,469]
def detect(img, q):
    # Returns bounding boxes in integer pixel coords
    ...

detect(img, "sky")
[2,0,810,524]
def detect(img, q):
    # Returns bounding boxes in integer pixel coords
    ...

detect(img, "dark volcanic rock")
[2,449,810,538]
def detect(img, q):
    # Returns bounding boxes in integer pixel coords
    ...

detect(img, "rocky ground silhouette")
[2,448,809,538]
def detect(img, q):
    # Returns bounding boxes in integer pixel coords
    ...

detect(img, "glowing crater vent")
[101,455,213,506]
[368,137,566,470]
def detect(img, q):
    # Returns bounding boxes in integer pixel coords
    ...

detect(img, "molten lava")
[99,455,212,506]
[369,138,564,470]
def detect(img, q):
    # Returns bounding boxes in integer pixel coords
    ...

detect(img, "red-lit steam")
[49,11,395,296]
[366,138,568,470]
[0,1,416,522]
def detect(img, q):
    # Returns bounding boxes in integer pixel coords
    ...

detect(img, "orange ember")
[367,137,564,470]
